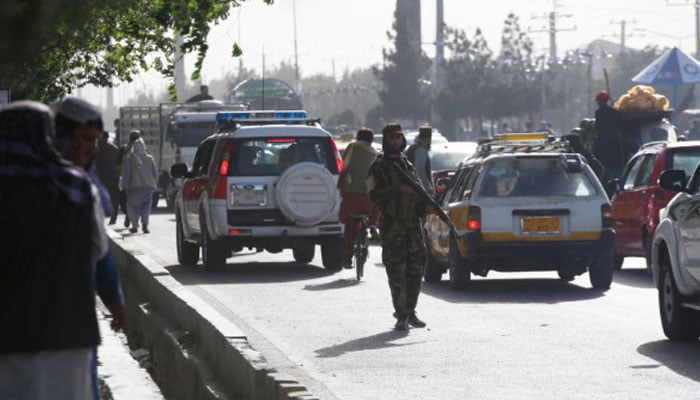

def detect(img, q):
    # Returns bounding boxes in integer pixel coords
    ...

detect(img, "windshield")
[670,148,700,176]
[479,157,597,198]
[169,121,218,147]
[227,137,336,176]
[431,151,467,170]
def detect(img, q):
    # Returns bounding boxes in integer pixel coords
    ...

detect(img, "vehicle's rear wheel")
[293,240,315,263]
[448,239,470,290]
[614,253,624,270]
[321,236,342,271]
[659,263,700,341]
[644,234,653,274]
[200,215,227,269]
[176,213,199,266]
[589,247,614,290]
[423,235,444,283]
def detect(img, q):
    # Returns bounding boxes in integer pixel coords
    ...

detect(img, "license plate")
[521,217,560,234]
[232,189,265,206]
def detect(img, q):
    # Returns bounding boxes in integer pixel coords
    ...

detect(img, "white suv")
[170,110,344,270]
[651,167,700,341]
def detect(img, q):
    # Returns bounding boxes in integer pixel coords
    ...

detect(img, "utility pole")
[433,0,444,126]
[610,19,636,53]
[292,0,301,94]
[529,0,576,61]
[666,0,700,58]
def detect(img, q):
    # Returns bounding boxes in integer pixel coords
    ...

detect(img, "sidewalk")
[96,302,165,400]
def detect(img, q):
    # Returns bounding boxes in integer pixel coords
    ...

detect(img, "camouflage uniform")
[367,153,427,320]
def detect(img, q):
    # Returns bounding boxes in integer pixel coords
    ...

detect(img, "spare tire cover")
[275,162,339,226]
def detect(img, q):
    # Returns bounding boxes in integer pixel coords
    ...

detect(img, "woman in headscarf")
[122,137,158,233]
[0,101,106,400]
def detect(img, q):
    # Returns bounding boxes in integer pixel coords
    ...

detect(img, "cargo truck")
[119,100,247,209]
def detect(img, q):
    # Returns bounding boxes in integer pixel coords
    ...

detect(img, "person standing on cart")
[593,91,624,182]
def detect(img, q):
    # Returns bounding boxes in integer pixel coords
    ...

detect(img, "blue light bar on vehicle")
[216,110,307,124]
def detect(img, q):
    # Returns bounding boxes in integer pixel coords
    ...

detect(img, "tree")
[495,13,534,120]
[0,0,273,101]
[374,8,431,125]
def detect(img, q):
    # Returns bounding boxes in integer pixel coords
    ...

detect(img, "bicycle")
[349,213,370,281]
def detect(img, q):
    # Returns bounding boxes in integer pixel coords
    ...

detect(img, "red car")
[611,141,700,270]
[430,141,477,194]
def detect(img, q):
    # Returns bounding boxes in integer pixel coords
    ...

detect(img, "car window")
[226,137,334,176]
[478,157,597,197]
[622,156,644,191]
[191,140,215,176]
[443,166,470,204]
[634,154,657,188]
[669,148,700,177]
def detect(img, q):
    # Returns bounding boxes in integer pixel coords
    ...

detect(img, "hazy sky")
[86,0,698,109]
[195,0,696,80]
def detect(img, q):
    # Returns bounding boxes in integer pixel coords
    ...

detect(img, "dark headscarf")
[0,101,91,205]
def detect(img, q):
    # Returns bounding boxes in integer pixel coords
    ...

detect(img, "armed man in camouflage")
[367,123,433,331]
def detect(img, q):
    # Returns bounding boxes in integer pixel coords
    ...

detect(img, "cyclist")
[338,128,379,269]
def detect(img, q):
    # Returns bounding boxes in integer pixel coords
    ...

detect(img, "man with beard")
[367,123,433,331]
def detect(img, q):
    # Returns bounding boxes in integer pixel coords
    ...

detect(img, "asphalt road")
[112,208,700,400]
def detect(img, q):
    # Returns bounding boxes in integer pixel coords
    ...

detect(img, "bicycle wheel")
[354,219,367,281]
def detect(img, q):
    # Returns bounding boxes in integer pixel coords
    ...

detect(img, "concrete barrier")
[109,231,319,400]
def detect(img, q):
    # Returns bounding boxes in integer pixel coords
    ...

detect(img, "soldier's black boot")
[408,313,426,328]
[394,315,409,331]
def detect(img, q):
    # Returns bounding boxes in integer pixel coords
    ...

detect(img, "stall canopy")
[632,46,700,110]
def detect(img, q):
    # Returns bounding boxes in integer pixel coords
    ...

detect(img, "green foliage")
[0,0,273,102]
[373,8,432,124]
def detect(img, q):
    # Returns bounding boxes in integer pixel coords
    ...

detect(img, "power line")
[529,0,576,60]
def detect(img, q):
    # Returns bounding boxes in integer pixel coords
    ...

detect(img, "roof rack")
[474,132,573,158]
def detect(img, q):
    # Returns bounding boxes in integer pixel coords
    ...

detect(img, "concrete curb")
[108,231,319,400]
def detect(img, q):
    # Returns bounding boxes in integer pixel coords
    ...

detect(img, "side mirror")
[658,169,687,192]
[170,163,189,178]
[435,177,451,193]
[605,178,620,195]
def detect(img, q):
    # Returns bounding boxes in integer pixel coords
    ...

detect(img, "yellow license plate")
[521,217,560,234]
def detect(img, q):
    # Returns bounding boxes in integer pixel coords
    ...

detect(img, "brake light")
[466,206,481,231]
[331,138,343,174]
[213,142,233,200]
[219,159,229,175]
[267,138,297,143]
[601,204,613,229]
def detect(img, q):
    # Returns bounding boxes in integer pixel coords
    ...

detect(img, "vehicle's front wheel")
[321,236,342,271]
[200,215,227,269]
[293,240,315,263]
[176,213,199,266]
[589,248,614,290]
[557,269,576,282]
[659,263,700,341]
[448,239,470,290]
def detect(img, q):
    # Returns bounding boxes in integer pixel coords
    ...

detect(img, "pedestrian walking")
[0,101,107,400]
[405,125,434,194]
[55,96,128,400]
[338,127,379,268]
[122,137,158,233]
[367,123,432,331]
[95,130,120,224]
[117,129,140,228]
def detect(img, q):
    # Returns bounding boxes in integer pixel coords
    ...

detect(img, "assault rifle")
[391,161,460,238]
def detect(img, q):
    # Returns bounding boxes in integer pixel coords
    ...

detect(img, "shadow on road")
[421,278,605,304]
[612,269,655,289]
[315,330,412,358]
[303,279,360,291]
[637,340,700,383]
[165,261,334,285]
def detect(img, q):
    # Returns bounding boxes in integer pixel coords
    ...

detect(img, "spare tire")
[275,162,338,226]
